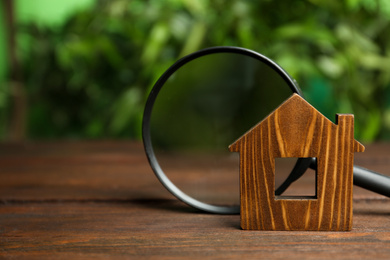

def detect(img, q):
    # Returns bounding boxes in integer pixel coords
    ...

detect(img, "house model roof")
[229,93,365,155]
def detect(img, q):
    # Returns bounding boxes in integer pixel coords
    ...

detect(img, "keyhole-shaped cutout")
[275,157,317,199]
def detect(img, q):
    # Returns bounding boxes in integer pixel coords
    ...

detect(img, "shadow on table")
[130,198,242,229]
[130,198,203,214]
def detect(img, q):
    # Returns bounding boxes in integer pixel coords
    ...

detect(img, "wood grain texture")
[229,94,365,231]
[1,141,390,259]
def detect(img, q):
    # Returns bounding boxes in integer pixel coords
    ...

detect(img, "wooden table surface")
[1,141,390,259]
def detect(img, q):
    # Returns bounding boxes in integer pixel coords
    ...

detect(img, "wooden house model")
[229,94,365,231]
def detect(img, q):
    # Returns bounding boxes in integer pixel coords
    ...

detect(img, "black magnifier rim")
[142,46,303,214]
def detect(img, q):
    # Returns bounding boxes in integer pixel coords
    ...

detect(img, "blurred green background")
[1,0,390,142]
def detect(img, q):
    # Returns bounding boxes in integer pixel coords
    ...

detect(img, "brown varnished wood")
[229,94,365,231]
[2,141,390,259]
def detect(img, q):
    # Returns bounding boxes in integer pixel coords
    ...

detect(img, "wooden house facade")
[229,94,365,231]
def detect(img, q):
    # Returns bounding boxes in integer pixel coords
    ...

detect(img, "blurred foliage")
[8,0,390,141]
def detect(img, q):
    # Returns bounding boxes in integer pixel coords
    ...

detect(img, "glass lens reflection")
[150,53,294,206]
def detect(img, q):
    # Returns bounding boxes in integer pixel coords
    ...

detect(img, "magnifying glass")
[143,46,390,214]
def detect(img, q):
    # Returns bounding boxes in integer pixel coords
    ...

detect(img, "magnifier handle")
[353,165,390,197]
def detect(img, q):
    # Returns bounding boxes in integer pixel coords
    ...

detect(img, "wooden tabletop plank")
[1,141,388,201]
[0,141,168,202]
[1,141,390,258]
[1,200,390,259]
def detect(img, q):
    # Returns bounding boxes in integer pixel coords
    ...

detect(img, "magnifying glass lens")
[150,51,295,206]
